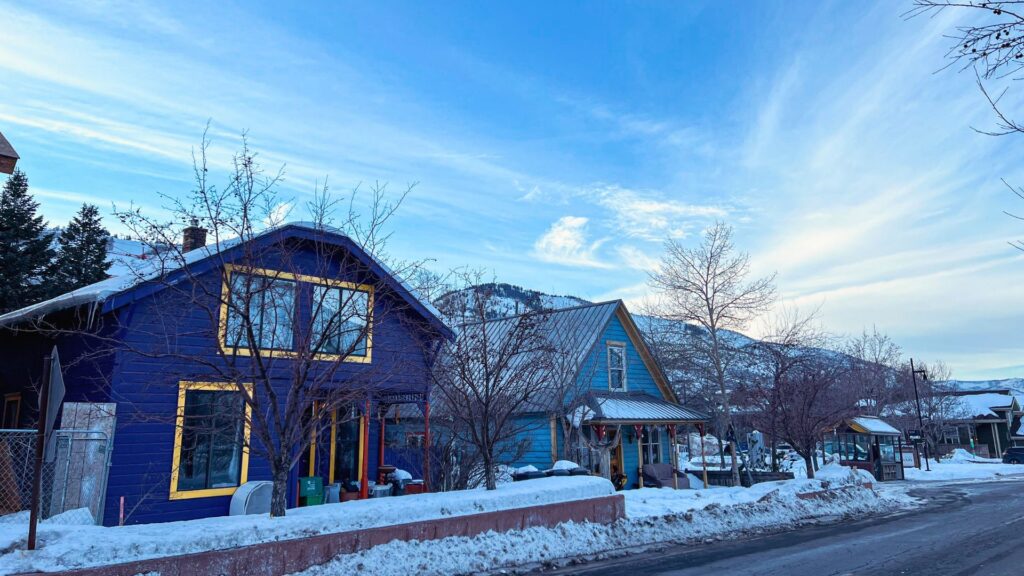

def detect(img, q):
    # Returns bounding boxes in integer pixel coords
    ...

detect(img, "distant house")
[939,390,1021,458]
[0,130,18,175]
[0,222,451,525]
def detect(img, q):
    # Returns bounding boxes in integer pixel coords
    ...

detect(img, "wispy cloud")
[532,216,611,268]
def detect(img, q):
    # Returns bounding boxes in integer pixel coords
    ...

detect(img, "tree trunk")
[483,453,497,490]
[803,452,816,480]
[716,434,726,470]
[729,439,740,486]
[770,435,778,472]
[270,462,289,517]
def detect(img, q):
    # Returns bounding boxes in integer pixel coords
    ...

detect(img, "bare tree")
[649,222,776,485]
[896,359,963,461]
[747,306,827,473]
[772,350,858,479]
[430,275,555,490]
[907,1,1024,247]
[18,133,431,518]
[845,326,904,414]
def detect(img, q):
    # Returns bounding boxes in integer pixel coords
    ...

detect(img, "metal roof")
[849,416,901,436]
[570,390,708,424]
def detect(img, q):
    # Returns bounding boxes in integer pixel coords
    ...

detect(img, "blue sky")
[2,1,1022,379]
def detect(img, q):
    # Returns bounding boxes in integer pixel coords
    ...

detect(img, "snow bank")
[295,469,906,576]
[0,476,614,574]
[550,460,578,471]
[942,448,1002,464]
[904,460,1024,482]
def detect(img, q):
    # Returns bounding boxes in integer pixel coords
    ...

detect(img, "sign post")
[27,347,64,550]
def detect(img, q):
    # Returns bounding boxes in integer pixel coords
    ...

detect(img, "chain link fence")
[0,429,112,525]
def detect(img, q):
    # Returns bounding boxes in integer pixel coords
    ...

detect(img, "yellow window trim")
[169,381,253,501]
[217,264,374,364]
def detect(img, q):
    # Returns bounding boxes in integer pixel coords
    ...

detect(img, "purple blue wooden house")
[0,222,451,525]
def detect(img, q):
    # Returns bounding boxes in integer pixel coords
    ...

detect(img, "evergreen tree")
[0,170,55,313]
[50,203,111,296]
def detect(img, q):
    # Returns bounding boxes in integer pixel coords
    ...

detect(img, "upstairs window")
[223,271,297,351]
[608,343,626,390]
[170,382,251,499]
[311,284,371,359]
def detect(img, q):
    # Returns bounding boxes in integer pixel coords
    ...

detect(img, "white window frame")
[641,426,662,465]
[607,342,627,391]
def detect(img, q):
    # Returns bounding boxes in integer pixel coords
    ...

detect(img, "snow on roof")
[0,222,449,336]
[849,416,901,436]
[571,391,708,424]
[951,392,1016,419]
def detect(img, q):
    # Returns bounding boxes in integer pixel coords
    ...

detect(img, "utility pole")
[910,358,930,472]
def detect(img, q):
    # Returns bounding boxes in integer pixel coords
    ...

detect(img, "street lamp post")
[910,358,930,472]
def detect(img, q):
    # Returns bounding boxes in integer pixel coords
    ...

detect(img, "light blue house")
[499,300,707,489]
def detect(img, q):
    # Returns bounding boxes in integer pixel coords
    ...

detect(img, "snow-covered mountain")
[435,283,590,319]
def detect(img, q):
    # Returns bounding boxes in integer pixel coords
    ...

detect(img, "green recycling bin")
[299,476,324,506]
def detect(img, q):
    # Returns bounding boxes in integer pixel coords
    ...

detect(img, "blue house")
[394,300,707,490]
[0,222,451,525]
[511,301,706,488]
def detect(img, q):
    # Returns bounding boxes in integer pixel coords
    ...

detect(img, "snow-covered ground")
[904,461,1024,482]
[0,476,613,575]
[295,464,907,576]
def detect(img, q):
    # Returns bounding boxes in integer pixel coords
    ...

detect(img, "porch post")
[992,422,1002,458]
[360,398,371,499]
[423,401,431,492]
[634,424,644,488]
[668,425,678,489]
[379,409,386,469]
[697,423,709,489]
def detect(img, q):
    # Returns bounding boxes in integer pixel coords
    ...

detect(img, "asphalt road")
[548,479,1024,576]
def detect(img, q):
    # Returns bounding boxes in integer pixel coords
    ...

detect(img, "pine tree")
[0,170,55,313]
[50,204,111,297]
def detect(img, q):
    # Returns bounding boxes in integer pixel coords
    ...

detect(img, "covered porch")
[569,391,708,490]
[296,391,432,505]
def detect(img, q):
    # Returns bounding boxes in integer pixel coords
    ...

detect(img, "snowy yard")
[0,477,614,575]
[295,464,910,576]
[0,466,921,576]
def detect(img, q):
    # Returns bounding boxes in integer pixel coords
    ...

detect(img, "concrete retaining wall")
[17,494,625,576]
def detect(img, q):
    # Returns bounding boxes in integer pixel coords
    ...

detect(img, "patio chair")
[642,463,689,489]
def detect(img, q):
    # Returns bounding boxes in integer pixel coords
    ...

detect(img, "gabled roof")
[0,131,18,160]
[458,300,678,409]
[0,222,453,339]
[950,392,1017,420]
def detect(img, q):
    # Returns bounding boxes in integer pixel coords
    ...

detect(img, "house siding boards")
[0,225,446,525]
[512,304,681,488]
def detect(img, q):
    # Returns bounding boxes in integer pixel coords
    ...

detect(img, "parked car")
[1002,447,1024,464]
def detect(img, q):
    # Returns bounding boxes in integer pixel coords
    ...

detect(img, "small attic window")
[607,342,626,391]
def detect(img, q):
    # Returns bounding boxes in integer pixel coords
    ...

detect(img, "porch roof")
[570,391,708,425]
[849,416,901,436]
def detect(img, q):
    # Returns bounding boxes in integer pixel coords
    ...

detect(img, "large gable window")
[311,284,371,359]
[170,381,251,499]
[608,342,627,390]
[223,270,297,351]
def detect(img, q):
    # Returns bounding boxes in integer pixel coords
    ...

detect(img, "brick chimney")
[182,219,207,253]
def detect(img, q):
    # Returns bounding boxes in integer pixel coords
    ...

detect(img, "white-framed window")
[607,343,626,390]
[641,426,662,465]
